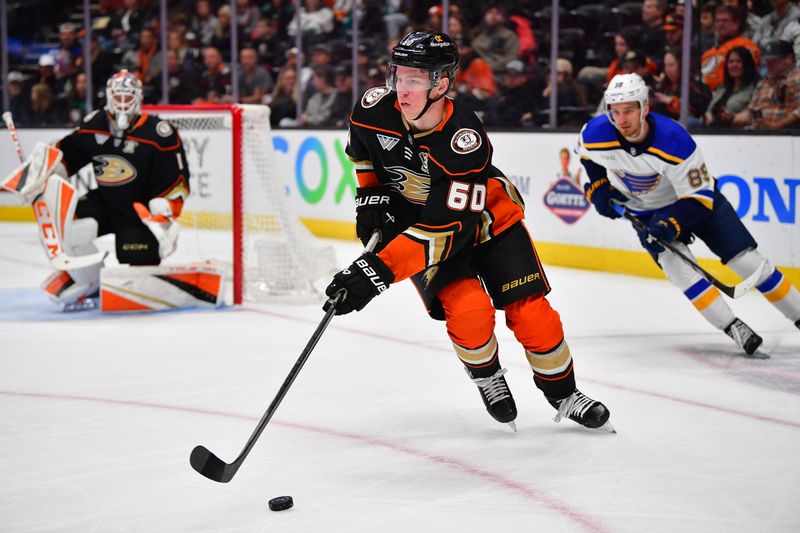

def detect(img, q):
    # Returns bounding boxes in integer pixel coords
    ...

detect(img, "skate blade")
[61,298,98,313]
[506,421,517,432]
[590,420,616,434]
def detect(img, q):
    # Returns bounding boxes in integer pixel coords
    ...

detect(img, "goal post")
[143,104,337,304]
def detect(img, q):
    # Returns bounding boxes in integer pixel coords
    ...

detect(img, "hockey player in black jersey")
[323,31,614,432]
[2,70,190,307]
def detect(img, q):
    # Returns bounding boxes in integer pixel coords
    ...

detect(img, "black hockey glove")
[584,178,627,219]
[355,186,398,249]
[637,214,681,255]
[323,252,395,315]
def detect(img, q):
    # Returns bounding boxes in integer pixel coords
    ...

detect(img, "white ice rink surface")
[1,222,799,533]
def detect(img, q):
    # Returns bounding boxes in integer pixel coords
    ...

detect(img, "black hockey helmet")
[388,31,459,90]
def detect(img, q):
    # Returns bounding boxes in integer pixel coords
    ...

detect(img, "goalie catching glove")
[323,252,395,315]
[133,197,180,259]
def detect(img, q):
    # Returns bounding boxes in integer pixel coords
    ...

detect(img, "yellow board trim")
[0,206,34,222]
[534,241,800,289]
[2,208,798,289]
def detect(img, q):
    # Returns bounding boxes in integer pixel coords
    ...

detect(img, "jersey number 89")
[447,181,486,212]
[688,164,710,188]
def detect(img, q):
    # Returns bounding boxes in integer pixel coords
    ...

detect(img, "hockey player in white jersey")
[577,73,800,356]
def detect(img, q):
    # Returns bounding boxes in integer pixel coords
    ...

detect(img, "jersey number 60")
[447,181,487,212]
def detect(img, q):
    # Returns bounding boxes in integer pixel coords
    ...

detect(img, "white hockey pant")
[657,243,735,331]
[728,249,800,323]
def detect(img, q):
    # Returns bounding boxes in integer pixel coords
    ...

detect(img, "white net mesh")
[149,104,336,303]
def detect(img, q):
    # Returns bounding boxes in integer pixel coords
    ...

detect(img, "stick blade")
[190,445,236,483]
[731,259,767,299]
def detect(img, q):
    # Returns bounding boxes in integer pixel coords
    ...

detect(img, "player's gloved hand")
[323,252,395,315]
[584,177,627,219]
[638,213,681,255]
[355,186,398,249]
[133,197,180,258]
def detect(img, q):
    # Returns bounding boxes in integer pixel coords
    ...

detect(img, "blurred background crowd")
[2,0,799,130]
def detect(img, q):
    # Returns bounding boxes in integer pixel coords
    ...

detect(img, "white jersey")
[577,113,714,215]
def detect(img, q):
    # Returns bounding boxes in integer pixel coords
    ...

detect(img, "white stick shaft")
[2,111,25,162]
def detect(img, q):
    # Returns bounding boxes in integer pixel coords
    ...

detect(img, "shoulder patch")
[450,128,481,154]
[156,120,173,137]
[361,86,390,108]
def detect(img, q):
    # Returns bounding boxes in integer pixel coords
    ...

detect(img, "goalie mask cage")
[143,104,336,304]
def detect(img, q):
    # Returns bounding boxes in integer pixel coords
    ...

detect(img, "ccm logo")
[501,273,540,292]
[355,195,390,208]
[356,258,388,293]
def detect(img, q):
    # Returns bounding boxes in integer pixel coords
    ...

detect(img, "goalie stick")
[2,111,25,161]
[622,210,764,299]
[190,231,381,483]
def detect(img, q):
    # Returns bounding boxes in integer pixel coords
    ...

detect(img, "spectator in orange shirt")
[453,34,497,100]
[450,34,497,120]
[701,5,760,91]
[606,28,658,84]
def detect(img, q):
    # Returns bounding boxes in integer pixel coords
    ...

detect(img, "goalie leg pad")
[100,263,227,312]
[41,269,98,306]
[658,243,735,330]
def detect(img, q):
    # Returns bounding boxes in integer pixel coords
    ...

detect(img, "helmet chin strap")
[412,84,448,121]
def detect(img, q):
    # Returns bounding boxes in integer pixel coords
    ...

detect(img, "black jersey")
[347,86,524,282]
[56,110,190,225]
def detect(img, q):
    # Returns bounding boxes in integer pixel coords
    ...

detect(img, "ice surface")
[1,222,798,533]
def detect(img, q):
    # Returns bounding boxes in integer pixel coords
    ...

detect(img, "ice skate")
[548,390,615,433]
[724,318,768,358]
[466,367,517,431]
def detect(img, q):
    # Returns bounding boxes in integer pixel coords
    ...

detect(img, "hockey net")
[143,104,336,304]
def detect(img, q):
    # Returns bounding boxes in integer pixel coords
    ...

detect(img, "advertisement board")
[2,126,797,283]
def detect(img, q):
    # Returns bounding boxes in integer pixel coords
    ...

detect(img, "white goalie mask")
[105,70,142,135]
[604,73,649,130]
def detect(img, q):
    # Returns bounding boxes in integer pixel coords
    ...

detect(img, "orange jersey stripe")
[421,146,491,177]
[349,115,405,138]
[378,233,429,282]
[356,170,379,187]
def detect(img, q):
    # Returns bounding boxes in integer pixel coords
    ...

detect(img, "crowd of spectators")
[3,0,800,130]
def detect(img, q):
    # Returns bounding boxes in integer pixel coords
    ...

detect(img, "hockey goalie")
[1,70,224,312]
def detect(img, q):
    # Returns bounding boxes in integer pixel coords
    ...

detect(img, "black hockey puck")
[268,496,294,511]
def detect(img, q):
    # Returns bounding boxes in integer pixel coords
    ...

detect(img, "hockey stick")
[2,111,25,161]
[623,210,764,299]
[190,231,382,483]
